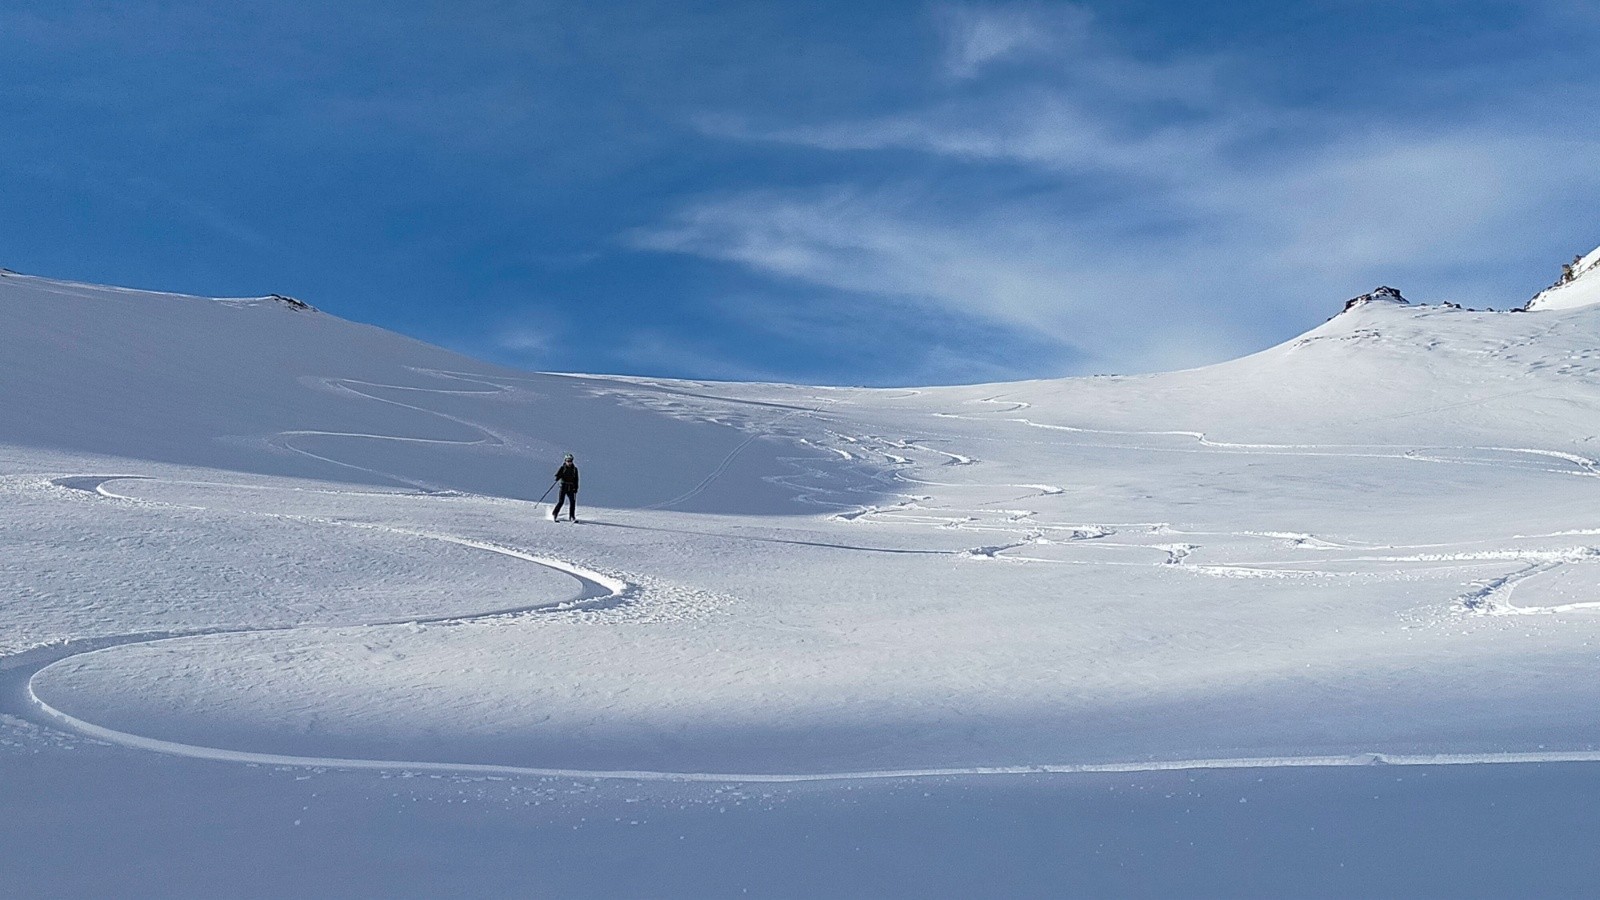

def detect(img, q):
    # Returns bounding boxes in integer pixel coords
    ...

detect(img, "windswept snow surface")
[7,270,1600,895]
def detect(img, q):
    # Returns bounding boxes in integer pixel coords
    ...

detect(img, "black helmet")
[564,453,574,461]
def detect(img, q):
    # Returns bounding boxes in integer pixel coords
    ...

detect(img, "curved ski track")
[270,369,530,492]
[7,473,1600,784]
[11,376,1600,782]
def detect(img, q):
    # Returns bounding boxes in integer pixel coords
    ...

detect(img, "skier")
[551,453,579,521]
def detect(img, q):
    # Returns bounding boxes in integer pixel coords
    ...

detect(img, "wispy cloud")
[496,327,554,356]
[632,184,1248,372]
[638,2,1600,376]
[10,1,1599,386]
[934,2,1081,79]
[702,90,1239,180]
[605,332,790,384]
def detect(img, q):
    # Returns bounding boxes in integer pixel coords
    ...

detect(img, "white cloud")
[631,185,1256,371]
[497,327,552,355]
[934,3,1084,79]
[610,332,787,383]
[637,121,1600,374]
[639,3,1600,377]
[1196,135,1579,279]
[709,91,1239,180]
[934,1,1219,99]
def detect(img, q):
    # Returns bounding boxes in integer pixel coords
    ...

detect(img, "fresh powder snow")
[6,256,1600,895]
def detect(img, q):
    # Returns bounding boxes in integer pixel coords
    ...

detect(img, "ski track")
[829,472,1600,607]
[25,685,1600,782]
[14,473,1600,784]
[791,410,1600,616]
[925,408,1600,477]
[13,381,1600,784]
[46,475,630,618]
[267,368,535,492]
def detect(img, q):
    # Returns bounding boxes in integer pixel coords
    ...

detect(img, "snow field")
[19,363,1600,775]
[9,266,1600,896]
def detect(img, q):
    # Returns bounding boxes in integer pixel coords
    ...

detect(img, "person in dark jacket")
[552,453,579,521]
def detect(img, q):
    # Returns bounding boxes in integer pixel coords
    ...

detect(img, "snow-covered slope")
[1527,244,1600,311]
[906,275,1600,461]
[7,259,1600,892]
[0,272,840,513]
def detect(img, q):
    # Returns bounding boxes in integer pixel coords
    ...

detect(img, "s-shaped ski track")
[14,475,1600,784]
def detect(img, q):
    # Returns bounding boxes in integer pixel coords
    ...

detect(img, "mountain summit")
[1527,244,1600,311]
[1341,285,1409,312]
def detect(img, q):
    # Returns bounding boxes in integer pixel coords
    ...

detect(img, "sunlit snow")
[6,258,1600,894]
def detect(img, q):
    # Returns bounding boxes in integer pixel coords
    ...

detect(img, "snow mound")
[1526,245,1600,311]
[1339,285,1409,312]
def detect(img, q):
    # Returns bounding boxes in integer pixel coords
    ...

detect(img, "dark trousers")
[553,487,577,519]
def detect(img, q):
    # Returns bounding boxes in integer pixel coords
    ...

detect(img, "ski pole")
[536,479,558,508]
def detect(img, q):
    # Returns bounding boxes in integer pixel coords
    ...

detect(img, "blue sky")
[4,1,1599,385]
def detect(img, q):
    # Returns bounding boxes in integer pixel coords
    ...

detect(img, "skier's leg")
[570,491,577,521]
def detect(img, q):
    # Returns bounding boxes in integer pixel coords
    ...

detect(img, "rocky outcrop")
[1341,286,1408,312]
[268,293,316,312]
